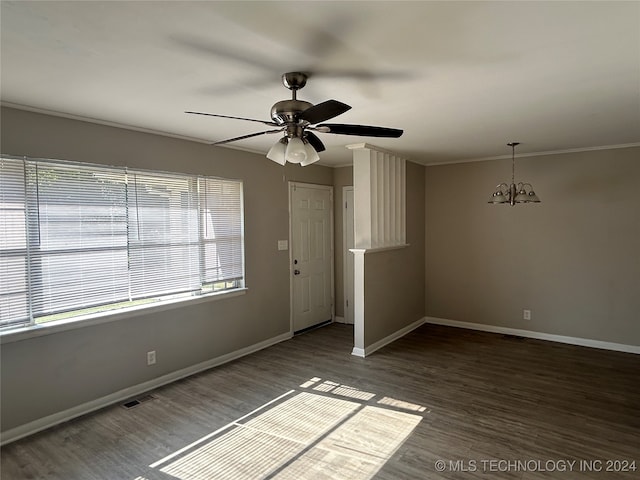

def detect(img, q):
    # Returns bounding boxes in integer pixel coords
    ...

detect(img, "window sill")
[0,288,248,345]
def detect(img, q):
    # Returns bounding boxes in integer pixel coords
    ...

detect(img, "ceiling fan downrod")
[270,72,313,125]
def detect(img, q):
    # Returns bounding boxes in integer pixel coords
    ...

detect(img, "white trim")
[358,317,426,357]
[351,347,366,357]
[1,102,275,159]
[2,102,212,145]
[288,182,334,334]
[288,181,335,191]
[0,331,293,446]
[346,142,408,159]
[343,186,355,327]
[288,183,294,333]
[351,249,366,353]
[425,317,640,355]
[349,244,409,255]
[329,161,355,169]
[8,104,636,170]
[426,143,640,166]
[0,289,248,345]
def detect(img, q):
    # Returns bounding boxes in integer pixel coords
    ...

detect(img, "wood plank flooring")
[1,323,639,479]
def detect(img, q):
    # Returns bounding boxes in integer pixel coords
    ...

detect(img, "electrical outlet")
[147,350,156,365]
[523,309,531,321]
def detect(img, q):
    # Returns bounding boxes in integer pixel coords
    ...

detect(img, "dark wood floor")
[2,323,639,479]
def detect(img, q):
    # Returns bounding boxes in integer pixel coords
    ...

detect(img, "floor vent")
[122,394,156,409]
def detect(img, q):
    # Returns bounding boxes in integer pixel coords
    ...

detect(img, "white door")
[290,183,333,333]
[344,187,355,325]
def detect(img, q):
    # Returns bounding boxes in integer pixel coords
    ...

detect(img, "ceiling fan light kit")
[301,140,321,166]
[187,72,403,166]
[488,142,541,206]
[284,137,307,164]
[266,137,288,165]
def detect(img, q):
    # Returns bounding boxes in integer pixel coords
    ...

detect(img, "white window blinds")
[0,156,244,330]
[0,157,29,326]
[128,172,201,298]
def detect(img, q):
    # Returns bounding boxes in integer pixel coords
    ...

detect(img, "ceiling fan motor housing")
[270,99,313,125]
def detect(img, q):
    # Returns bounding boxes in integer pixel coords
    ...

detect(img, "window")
[0,156,244,331]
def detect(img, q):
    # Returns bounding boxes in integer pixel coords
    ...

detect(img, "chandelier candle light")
[488,142,541,206]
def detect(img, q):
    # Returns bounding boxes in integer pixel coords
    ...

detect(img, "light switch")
[278,240,288,251]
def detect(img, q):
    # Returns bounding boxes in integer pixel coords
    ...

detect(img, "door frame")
[288,182,335,334]
[343,186,354,325]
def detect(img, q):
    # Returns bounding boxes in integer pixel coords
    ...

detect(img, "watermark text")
[433,458,637,473]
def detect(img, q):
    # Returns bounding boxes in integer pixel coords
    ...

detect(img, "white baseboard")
[425,317,640,354]
[351,347,366,357]
[0,331,293,446]
[352,317,426,357]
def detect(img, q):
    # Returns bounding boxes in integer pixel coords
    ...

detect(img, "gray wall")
[364,161,426,346]
[6,104,634,437]
[425,146,640,345]
[0,107,333,432]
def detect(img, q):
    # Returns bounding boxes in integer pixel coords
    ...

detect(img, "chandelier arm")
[489,142,540,206]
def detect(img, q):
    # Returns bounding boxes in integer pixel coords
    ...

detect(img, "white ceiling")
[1,1,639,166]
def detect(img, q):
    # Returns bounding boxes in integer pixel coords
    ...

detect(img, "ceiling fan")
[186,72,403,166]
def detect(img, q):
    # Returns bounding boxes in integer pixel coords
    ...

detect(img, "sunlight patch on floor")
[150,378,428,480]
[240,392,360,444]
[313,380,340,392]
[300,377,322,388]
[273,406,422,479]
[160,393,359,480]
[377,396,428,413]
[161,426,302,480]
[311,380,376,401]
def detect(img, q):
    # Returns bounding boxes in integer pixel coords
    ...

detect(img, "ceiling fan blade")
[211,129,284,145]
[305,131,326,152]
[172,35,282,73]
[317,124,403,138]
[299,100,351,124]
[186,111,279,127]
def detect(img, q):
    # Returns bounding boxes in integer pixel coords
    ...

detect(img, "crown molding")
[2,102,217,144]
[427,142,640,166]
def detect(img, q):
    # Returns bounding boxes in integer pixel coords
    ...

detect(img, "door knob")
[294,269,301,275]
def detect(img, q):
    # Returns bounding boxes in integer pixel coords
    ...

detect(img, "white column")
[350,249,366,357]
[347,143,408,357]
[348,143,406,250]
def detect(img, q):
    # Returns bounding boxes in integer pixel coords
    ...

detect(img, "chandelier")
[488,142,540,205]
